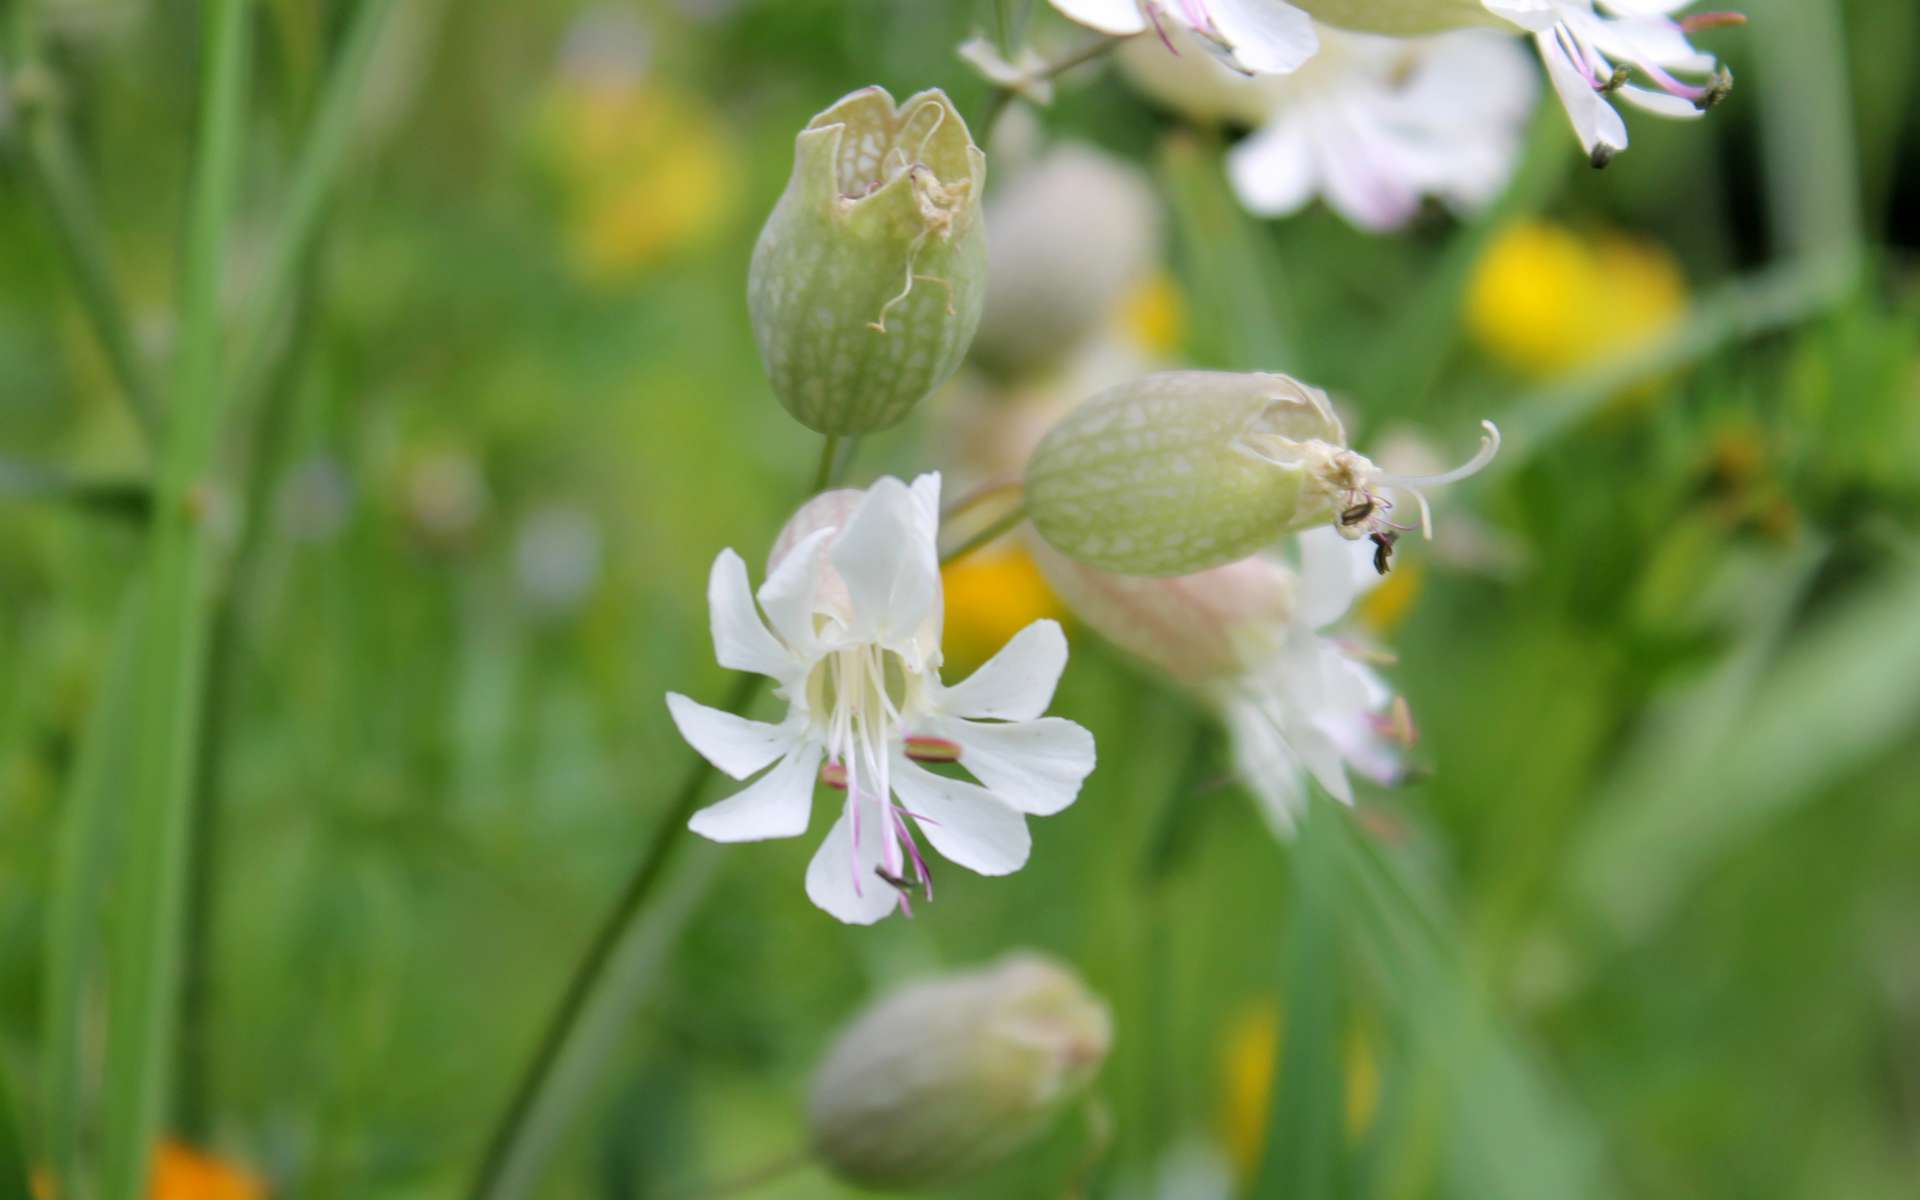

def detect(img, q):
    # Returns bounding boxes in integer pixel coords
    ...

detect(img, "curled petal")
[688,743,824,843]
[939,619,1070,721]
[833,475,943,655]
[708,549,795,679]
[890,758,1032,876]
[758,527,835,653]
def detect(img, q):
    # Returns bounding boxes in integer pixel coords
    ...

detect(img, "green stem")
[228,0,395,412]
[811,433,840,494]
[939,502,1027,566]
[7,57,161,437]
[99,2,251,1197]
[468,671,766,1200]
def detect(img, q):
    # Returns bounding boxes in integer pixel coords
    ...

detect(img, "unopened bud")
[749,86,987,434]
[1024,371,1347,576]
[1026,371,1498,577]
[808,953,1112,1190]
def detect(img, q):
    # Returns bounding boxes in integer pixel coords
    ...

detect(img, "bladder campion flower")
[1034,530,1408,834]
[748,87,987,434]
[1117,22,1536,230]
[1283,0,1741,165]
[667,474,1095,924]
[1024,370,1498,576]
[1048,0,1322,74]
[808,953,1112,1188]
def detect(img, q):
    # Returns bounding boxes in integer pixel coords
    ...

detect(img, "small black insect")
[1370,531,1398,576]
[875,865,920,895]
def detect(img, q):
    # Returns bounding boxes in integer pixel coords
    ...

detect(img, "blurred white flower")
[1287,0,1737,164]
[1034,529,1407,837]
[1048,0,1320,74]
[1120,22,1536,230]
[513,504,603,616]
[668,474,1096,924]
[1215,529,1407,835]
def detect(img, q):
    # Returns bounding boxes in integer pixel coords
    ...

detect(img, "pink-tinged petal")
[1205,0,1319,74]
[666,693,796,780]
[929,713,1095,816]
[1048,0,1151,35]
[688,742,823,843]
[832,476,942,651]
[805,790,899,924]
[939,619,1070,721]
[890,758,1032,876]
[708,549,794,679]
[758,527,835,653]
[1614,84,1705,118]
[1226,116,1318,218]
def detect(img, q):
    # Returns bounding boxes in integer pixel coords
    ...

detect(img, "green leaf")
[43,583,147,1198]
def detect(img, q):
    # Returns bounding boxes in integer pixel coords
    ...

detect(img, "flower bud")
[1025,371,1347,576]
[808,953,1112,1190]
[1026,370,1499,577]
[749,86,987,434]
[971,145,1160,378]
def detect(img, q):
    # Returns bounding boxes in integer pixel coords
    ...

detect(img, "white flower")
[1119,22,1536,230]
[1031,529,1409,838]
[1213,528,1407,835]
[1047,0,1321,75]
[667,473,1096,925]
[1287,0,1738,164]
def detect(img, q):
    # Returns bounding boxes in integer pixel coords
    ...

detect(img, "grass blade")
[43,583,147,1198]
[98,2,252,1196]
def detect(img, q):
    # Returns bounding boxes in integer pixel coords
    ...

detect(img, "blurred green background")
[2,0,1918,1197]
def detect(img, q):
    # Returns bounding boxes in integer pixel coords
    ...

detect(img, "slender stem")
[977,34,1124,139]
[677,1147,813,1199]
[7,54,161,437]
[469,671,766,1199]
[811,433,840,494]
[939,501,1027,566]
[99,2,251,1197]
[228,0,395,413]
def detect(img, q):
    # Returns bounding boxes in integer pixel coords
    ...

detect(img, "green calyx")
[1025,371,1351,577]
[749,86,988,434]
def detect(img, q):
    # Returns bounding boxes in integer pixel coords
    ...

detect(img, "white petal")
[804,791,900,924]
[890,758,1032,876]
[1205,0,1319,74]
[832,476,942,652]
[1483,0,1560,31]
[1292,722,1356,805]
[1614,84,1704,119]
[707,549,794,679]
[1048,0,1150,35]
[1226,116,1318,218]
[1223,697,1305,839]
[1537,29,1628,160]
[930,713,1095,816]
[758,527,834,654]
[688,742,823,843]
[1296,527,1378,630]
[939,619,1070,721]
[666,693,797,780]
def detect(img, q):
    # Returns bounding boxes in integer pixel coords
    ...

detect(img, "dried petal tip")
[749,86,988,434]
[808,953,1112,1189]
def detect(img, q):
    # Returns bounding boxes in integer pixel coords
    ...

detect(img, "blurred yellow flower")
[33,1142,265,1200]
[940,544,1064,677]
[1220,1001,1380,1180]
[540,76,742,284]
[1356,560,1423,635]
[1466,220,1687,378]
[1119,272,1187,359]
